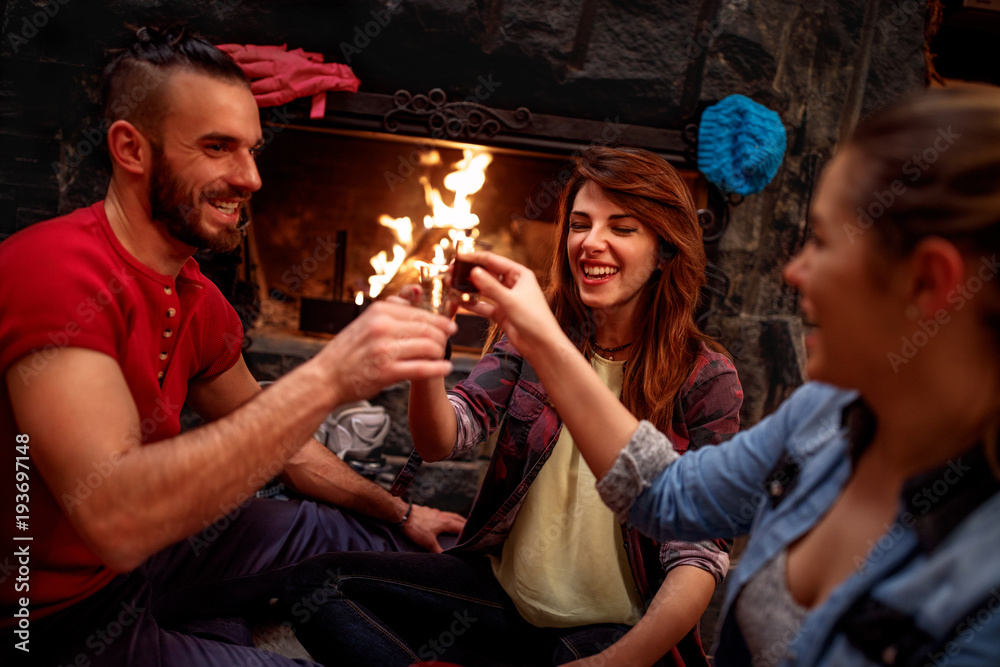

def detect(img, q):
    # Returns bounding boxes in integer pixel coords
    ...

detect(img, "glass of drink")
[416,261,458,315]
[451,237,492,293]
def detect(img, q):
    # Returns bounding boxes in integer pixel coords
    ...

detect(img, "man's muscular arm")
[184,356,403,517]
[187,359,466,552]
[281,440,465,553]
[6,302,454,571]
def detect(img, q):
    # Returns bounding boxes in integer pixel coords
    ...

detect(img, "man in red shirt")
[0,26,462,665]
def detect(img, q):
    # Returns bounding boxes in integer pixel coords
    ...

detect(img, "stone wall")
[1,0,928,426]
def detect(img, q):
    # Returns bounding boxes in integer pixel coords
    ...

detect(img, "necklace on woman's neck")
[591,337,632,360]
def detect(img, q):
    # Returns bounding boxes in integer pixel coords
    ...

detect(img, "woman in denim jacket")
[281,146,743,666]
[463,87,1000,666]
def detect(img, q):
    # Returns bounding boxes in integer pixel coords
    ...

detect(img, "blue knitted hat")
[698,94,786,196]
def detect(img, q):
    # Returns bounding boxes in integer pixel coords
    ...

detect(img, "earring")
[904,304,920,321]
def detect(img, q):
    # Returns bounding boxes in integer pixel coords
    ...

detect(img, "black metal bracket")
[384,88,532,141]
[272,88,701,169]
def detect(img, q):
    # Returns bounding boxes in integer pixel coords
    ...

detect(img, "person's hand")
[217,43,360,112]
[392,283,461,319]
[401,504,467,553]
[459,252,562,357]
[318,301,456,404]
[392,286,423,309]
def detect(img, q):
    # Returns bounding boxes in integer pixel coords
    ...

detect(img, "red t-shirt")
[0,202,243,624]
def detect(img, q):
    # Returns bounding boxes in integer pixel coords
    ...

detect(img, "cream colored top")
[489,355,644,628]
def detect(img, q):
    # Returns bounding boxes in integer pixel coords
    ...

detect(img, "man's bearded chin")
[149,158,249,254]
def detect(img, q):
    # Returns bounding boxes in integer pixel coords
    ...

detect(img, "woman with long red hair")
[459,87,1000,665]
[281,146,744,667]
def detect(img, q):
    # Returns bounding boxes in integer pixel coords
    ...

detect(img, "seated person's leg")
[146,497,420,628]
[280,550,555,667]
[10,568,320,667]
[552,624,662,664]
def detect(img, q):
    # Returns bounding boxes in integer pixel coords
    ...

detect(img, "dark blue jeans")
[280,551,648,667]
[4,499,419,666]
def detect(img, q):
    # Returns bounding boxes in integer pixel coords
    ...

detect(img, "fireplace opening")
[241,119,715,354]
[248,127,562,347]
[193,90,730,506]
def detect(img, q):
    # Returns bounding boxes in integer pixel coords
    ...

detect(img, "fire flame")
[422,150,492,231]
[432,244,448,266]
[379,214,413,246]
[367,245,406,298]
[366,149,491,298]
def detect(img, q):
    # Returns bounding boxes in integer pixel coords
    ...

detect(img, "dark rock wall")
[1,0,928,426]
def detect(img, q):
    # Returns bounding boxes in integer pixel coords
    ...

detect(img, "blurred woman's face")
[566,181,661,330]
[782,150,910,388]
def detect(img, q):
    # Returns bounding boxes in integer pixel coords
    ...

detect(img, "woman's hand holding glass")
[396,249,567,363]
[458,251,564,358]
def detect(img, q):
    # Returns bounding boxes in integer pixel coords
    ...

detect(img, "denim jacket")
[598,382,1000,666]
[394,336,743,665]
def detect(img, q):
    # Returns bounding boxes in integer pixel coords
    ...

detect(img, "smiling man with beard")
[148,144,251,254]
[0,25,464,666]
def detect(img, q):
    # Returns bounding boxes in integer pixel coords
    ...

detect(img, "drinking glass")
[451,237,492,293]
[416,262,458,315]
